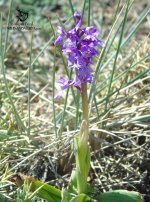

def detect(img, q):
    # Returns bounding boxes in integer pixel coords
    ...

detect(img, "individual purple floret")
[54,12,104,98]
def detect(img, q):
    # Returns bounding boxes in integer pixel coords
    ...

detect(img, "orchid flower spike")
[54,12,104,98]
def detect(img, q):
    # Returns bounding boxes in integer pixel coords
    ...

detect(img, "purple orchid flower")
[54,12,104,98]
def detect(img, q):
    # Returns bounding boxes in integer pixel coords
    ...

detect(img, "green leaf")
[30,179,61,202]
[96,190,144,202]
[61,188,90,202]
[70,194,91,202]
[13,174,61,202]
[61,189,72,202]
[68,169,78,193]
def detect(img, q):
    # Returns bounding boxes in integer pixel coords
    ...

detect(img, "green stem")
[74,85,90,194]
[81,82,89,123]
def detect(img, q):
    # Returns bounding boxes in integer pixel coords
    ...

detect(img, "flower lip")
[85,26,97,35]
[54,26,65,46]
